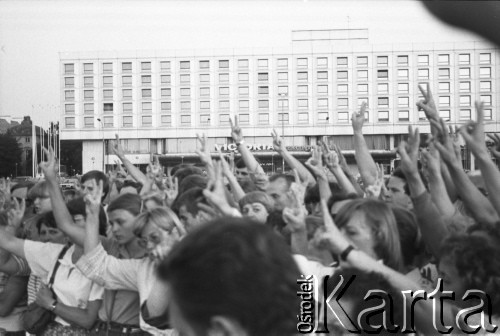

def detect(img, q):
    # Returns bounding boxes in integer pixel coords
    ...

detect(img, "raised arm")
[230,117,265,175]
[272,129,314,186]
[219,151,246,202]
[111,134,148,186]
[304,146,332,203]
[321,141,357,195]
[352,102,377,187]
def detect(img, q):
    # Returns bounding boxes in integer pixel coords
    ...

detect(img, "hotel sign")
[214,144,313,152]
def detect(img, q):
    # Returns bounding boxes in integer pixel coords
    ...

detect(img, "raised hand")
[289,169,308,209]
[487,133,500,159]
[459,101,488,156]
[397,126,420,177]
[114,159,127,178]
[7,197,26,233]
[313,200,348,255]
[111,134,125,158]
[84,179,103,219]
[203,160,233,216]
[320,140,339,170]
[271,129,285,153]
[229,116,243,143]
[163,170,178,207]
[421,142,441,179]
[432,118,462,166]
[195,133,212,166]
[365,163,386,199]
[39,147,58,180]
[351,102,367,133]
[416,83,439,122]
[304,146,326,180]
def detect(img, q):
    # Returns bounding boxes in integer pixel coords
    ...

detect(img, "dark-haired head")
[81,170,110,200]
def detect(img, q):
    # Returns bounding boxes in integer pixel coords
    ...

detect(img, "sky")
[0,0,490,127]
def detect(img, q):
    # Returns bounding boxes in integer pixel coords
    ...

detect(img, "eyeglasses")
[137,231,169,249]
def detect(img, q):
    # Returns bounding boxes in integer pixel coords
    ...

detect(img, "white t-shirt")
[24,241,104,326]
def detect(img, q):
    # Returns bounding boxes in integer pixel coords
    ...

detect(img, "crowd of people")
[0,81,500,335]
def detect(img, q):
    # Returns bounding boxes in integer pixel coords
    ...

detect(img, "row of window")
[63,52,493,74]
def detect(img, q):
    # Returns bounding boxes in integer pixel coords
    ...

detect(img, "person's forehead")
[82,179,96,187]
[268,178,289,191]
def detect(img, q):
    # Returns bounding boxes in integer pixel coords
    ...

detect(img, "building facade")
[59,30,500,173]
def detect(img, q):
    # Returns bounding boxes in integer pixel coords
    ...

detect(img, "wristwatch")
[50,300,57,312]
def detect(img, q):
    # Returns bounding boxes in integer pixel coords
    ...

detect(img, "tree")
[0,134,22,177]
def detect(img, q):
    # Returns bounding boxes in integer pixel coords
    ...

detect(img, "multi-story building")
[59,29,499,173]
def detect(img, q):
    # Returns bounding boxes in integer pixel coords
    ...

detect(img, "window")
[318,98,328,109]
[317,71,328,80]
[278,86,289,95]
[481,95,492,106]
[258,100,269,109]
[258,86,269,95]
[64,64,74,74]
[278,113,289,122]
[199,74,210,83]
[378,97,389,108]
[219,100,230,110]
[219,87,230,96]
[335,57,347,67]
[338,98,348,108]
[357,98,368,108]
[460,81,471,92]
[258,59,269,68]
[122,62,132,72]
[317,85,328,94]
[123,116,133,127]
[238,86,249,96]
[298,113,309,122]
[200,87,210,96]
[161,88,171,98]
[480,53,491,64]
[337,71,348,80]
[161,115,172,126]
[438,54,450,65]
[278,99,288,109]
[397,55,408,66]
[239,73,249,82]
[398,69,409,79]
[180,115,191,125]
[357,56,368,66]
[398,110,409,121]
[377,70,388,80]
[103,103,113,114]
[439,82,450,93]
[200,115,211,124]
[439,96,450,107]
[258,73,268,81]
[398,83,409,94]
[459,54,470,65]
[460,109,471,120]
[65,77,74,88]
[357,70,368,80]
[180,88,191,96]
[180,61,190,70]
[84,90,94,100]
[141,62,151,72]
[200,101,210,110]
[459,68,470,79]
[318,113,329,122]
[480,81,492,92]
[160,61,170,71]
[238,114,250,124]
[416,55,428,65]
[417,69,428,80]
[297,58,308,67]
[65,104,75,114]
[239,100,249,109]
[141,75,151,85]
[180,101,191,110]
[297,85,308,95]
[277,58,288,67]
[64,90,75,101]
[337,84,348,94]
[142,89,152,98]
[83,63,93,73]
[378,111,389,121]
[84,103,94,114]
[142,102,152,114]
[180,74,190,83]
[101,76,112,87]
[438,68,450,79]
[161,102,171,112]
[219,73,229,83]
[103,63,113,73]
[357,84,368,94]
[318,57,328,67]
[258,114,269,124]
[103,90,113,100]
[84,117,94,128]
[398,97,409,107]
[219,60,229,69]
[122,103,133,114]
[480,67,491,78]
[440,110,451,121]
[277,72,288,81]
[84,77,93,87]
[484,109,492,120]
[338,112,349,122]
[238,59,249,68]
[122,89,132,99]
[65,117,75,128]
[142,116,152,126]
[377,56,388,66]
[460,96,471,106]
[298,99,308,108]
[122,76,132,86]
[378,83,389,94]
[297,72,308,81]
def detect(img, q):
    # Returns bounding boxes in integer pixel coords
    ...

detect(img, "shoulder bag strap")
[47,244,71,290]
